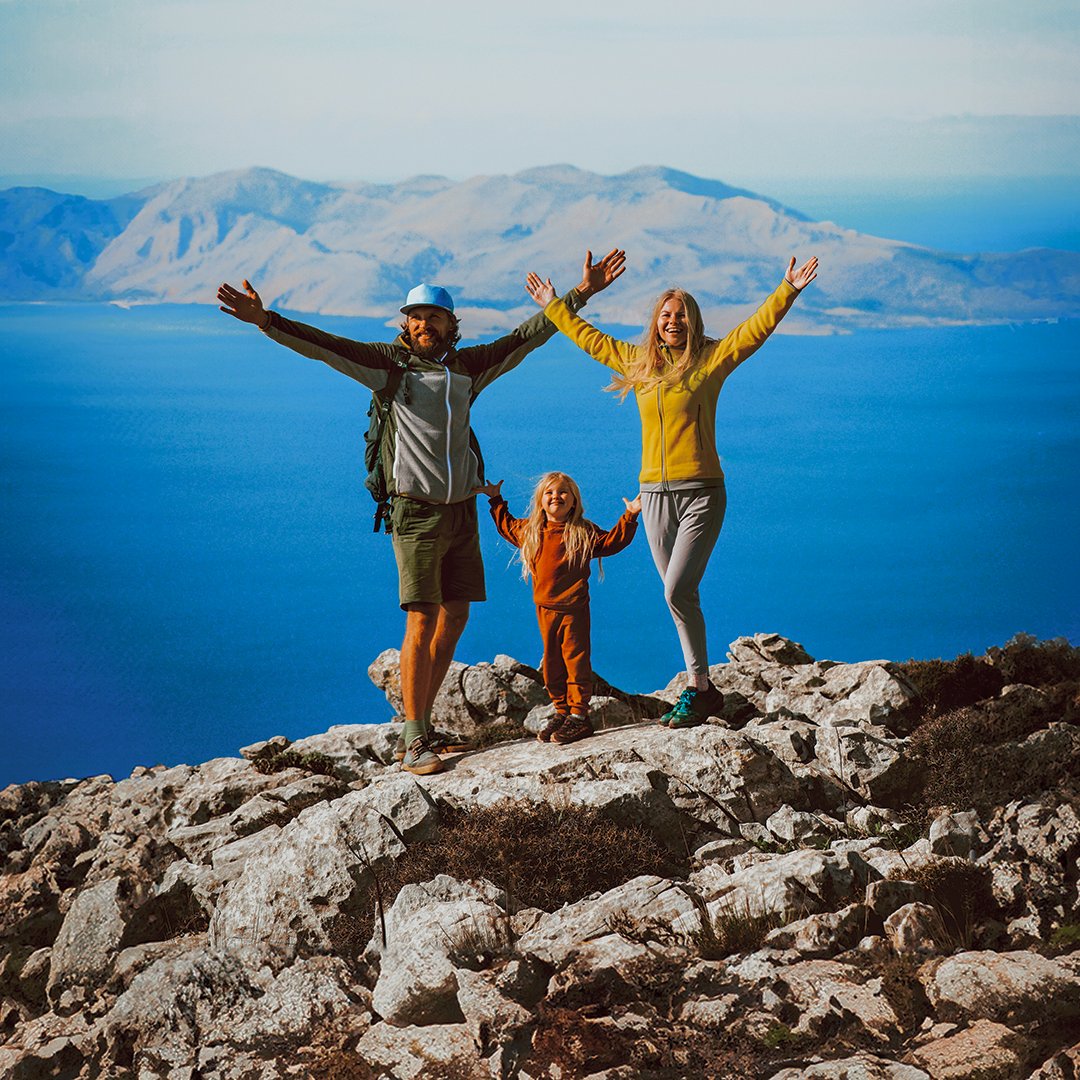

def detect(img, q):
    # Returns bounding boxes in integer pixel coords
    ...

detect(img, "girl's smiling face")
[542,480,576,522]
[656,297,688,349]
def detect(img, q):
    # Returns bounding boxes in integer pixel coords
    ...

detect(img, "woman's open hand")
[577,248,626,298]
[785,256,818,290]
[525,273,557,308]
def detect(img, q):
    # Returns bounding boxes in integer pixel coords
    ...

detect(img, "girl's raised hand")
[525,272,557,308]
[623,494,642,515]
[785,256,818,290]
[474,479,504,499]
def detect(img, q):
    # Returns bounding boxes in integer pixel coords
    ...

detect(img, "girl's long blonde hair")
[518,472,594,580]
[607,288,711,401]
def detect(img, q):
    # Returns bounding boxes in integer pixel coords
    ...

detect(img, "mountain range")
[2,165,1077,333]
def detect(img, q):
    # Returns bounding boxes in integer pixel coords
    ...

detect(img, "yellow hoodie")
[544,279,801,486]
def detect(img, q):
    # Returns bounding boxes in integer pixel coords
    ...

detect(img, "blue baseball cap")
[400,283,455,315]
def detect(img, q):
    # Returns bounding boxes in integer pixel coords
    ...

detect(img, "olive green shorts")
[390,496,486,608]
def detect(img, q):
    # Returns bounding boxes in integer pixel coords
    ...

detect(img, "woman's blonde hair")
[518,472,594,580]
[607,288,710,401]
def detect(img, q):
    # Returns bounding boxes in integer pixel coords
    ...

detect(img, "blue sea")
[2,304,1078,786]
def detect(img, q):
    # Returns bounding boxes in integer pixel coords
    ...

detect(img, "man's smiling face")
[406,305,455,359]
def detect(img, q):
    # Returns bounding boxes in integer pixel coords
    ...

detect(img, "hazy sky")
[1,0,1078,188]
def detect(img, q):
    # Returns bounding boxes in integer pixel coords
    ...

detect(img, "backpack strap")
[368,362,408,533]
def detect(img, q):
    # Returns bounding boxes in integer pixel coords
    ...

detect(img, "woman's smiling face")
[656,297,688,349]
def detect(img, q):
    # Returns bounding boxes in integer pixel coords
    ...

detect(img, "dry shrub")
[891,857,996,949]
[339,801,689,955]
[469,719,526,749]
[250,747,338,778]
[989,633,1080,686]
[907,684,1080,815]
[897,653,1003,719]
[692,903,787,961]
[396,801,687,913]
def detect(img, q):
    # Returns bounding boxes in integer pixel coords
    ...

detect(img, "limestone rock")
[369,875,510,1026]
[693,847,880,919]
[910,1018,1028,1079]
[925,949,1080,1026]
[764,903,868,958]
[354,1020,483,1080]
[929,808,990,859]
[767,1055,930,1079]
[758,957,901,1043]
[516,875,704,967]
[210,781,437,971]
[289,721,401,773]
[765,804,843,845]
[883,902,949,957]
[369,648,548,738]
[727,633,816,667]
[46,877,129,1001]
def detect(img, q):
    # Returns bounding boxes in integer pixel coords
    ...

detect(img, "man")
[216,250,625,775]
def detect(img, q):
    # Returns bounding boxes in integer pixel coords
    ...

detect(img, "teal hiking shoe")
[661,684,725,729]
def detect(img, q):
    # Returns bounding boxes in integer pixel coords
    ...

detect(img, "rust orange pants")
[536,605,592,715]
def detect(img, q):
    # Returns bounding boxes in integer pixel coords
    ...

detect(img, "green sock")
[422,710,433,734]
[403,719,426,746]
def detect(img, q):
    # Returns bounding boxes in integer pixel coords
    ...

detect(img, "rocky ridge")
[3,165,1079,332]
[2,633,1078,1079]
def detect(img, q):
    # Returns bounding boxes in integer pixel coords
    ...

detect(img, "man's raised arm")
[217,278,398,392]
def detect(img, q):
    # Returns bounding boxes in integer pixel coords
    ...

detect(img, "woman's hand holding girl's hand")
[525,273,557,307]
[623,494,642,515]
[785,256,819,290]
[474,479,504,499]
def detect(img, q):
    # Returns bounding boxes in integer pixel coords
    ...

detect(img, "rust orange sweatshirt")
[489,499,638,610]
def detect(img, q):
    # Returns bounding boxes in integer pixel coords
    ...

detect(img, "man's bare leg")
[422,601,470,719]
[399,602,446,774]
[401,602,441,726]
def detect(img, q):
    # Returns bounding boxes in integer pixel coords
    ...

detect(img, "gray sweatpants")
[640,485,727,679]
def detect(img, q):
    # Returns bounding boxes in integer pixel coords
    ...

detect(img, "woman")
[525,251,818,727]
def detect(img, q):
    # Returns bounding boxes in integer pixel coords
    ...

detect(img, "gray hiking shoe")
[400,737,444,776]
[394,728,474,761]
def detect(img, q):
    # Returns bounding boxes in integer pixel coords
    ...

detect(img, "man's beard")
[408,329,451,359]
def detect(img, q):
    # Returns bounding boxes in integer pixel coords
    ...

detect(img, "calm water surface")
[2,304,1078,784]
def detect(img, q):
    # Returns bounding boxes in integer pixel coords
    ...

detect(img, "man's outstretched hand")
[577,249,626,298]
[218,279,269,327]
[525,273,557,308]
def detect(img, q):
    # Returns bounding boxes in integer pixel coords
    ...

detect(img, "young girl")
[478,472,640,744]
[524,253,818,728]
